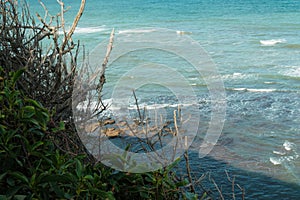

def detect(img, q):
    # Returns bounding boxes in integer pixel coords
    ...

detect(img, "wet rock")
[105,128,122,138]
[103,119,115,125]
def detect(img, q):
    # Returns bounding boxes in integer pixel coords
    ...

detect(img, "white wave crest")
[270,157,282,165]
[260,39,286,46]
[283,140,296,151]
[75,26,107,34]
[270,140,299,166]
[59,26,107,35]
[273,150,286,155]
[221,73,254,80]
[231,88,276,92]
[176,30,192,35]
[280,66,300,77]
[118,29,157,34]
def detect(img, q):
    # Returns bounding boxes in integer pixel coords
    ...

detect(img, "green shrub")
[0,68,198,199]
[0,68,114,199]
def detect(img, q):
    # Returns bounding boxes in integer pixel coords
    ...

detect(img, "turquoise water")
[31,0,300,198]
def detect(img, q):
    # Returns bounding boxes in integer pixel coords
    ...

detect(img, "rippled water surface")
[31,0,300,198]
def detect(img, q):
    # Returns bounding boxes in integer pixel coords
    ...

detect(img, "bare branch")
[61,0,86,51]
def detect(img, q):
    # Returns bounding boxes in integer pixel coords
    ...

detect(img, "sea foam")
[75,26,107,34]
[260,39,286,46]
[118,29,157,34]
[280,66,300,77]
[59,26,107,35]
[231,88,276,92]
[270,140,299,166]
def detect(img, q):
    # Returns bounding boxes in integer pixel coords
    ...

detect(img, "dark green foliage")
[0,68,197,199]
[0,68,114,199]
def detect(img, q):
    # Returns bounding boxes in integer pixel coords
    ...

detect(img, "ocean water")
[31,0,300,198]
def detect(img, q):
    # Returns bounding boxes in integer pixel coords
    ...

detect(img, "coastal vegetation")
[0,0,244,199]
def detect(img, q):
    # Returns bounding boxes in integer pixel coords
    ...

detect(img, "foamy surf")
[260,39,286,46]
[59,26,107,35]
[231,88,276,92]
[270,140,299,166]
[75,26,107,34]
[283,140,295,151]
[118,29,157,34]
[280,66,300,77]
[176,30,192,35]
[220,73,255,80]
[76,99,195,112]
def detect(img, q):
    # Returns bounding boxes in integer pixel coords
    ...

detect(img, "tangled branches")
[0,0,85,122]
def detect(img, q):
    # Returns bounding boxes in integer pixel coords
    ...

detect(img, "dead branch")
[93,28,114,115]
[61,0,86,52]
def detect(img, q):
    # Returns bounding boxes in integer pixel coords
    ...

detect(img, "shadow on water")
[109,136,300,199]
[179,150,300,200]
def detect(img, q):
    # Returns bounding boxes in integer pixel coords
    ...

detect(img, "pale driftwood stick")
[94,28,115,115]
[102,28,115,69]
[173,110,179,136]
[61,0,86,51]
[57,0,65,32]
[38,0,49,21]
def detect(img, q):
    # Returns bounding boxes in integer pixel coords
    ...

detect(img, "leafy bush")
[0,68,113,199]
[0,68,198,199]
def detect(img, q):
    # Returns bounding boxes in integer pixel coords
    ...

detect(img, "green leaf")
[140,191,150,199]
[30,173,36,187]
[31,141,44,151]
[83,175,93,181]
[12,68,26,86]
[22,106,35,118]
[199,192,208,200]
[10,171,29,184]
[165,157,181,172]
[184,191,198,200]
[6,185,24,198]
[25,98,44,109]
[49,182,66,198]
[175,179,189,187]
[59,121,65,130]
[75,158,83,178]
[39,174,75,184]
[7,177,15,186]
[51,121,65,133]
[0,172,7,181]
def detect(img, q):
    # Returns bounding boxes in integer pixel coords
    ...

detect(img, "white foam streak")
[260,39,286,46]
[176,30,192,35]
[247,88,276,92]
[283,140,295,151]
[270,140,299,166]
[280,66,300,77]
[231,88,276,92]
[75,26,107,34]
[118,29,157,34]
[273,150,286,155]
[77,99,194,112]
[221,73,254,80]
[59,26,107,35]
[270,157,282,165]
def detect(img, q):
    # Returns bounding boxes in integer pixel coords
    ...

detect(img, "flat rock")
[105,128,122,138]
[103,119,115,125]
